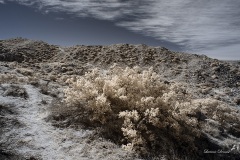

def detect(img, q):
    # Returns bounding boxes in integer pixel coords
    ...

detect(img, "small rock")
[234,98,240,105]
[210,62,218,67]
[211,75,218,79]
[212,66,220,72]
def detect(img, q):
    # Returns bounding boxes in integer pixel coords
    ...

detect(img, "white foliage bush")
[64,65,240,157]
[65,66,169,124]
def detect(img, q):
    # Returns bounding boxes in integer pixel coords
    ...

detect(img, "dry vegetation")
[1,38,240,159]
[64,65,240,159]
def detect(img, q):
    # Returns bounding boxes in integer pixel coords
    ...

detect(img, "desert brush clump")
[0,73,29,84]
[64,65,240,158]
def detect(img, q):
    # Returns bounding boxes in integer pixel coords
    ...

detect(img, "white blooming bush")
[64,65,240,157]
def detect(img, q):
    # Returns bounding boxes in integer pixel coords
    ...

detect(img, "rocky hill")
[0,38,240,160]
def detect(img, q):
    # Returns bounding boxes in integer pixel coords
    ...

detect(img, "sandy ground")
[0,38,240,159]
[0,84,138,160]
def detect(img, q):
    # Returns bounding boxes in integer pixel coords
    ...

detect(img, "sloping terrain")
[0,38,240,160]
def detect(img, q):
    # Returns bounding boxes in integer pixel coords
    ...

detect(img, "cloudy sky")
[1,0,240,60]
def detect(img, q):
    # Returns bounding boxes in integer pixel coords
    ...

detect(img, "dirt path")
[0,84,135,160]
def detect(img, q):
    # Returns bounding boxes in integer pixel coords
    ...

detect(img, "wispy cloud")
[0,0,5,4]
[117,0,240,52]
[10,0,136,20]
[7,0,240,55]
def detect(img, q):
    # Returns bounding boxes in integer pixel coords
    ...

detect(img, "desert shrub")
[0,73,39,85]
[64,65,240,158]
[15,68,33,76]
[0,73,19,84]
[0,73,26,84]
[3,85,28,99]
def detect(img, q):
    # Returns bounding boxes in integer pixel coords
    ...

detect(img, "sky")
[0,0,240,60]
